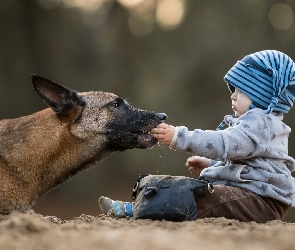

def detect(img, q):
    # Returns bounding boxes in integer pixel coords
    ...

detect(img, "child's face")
[231,88,252,117]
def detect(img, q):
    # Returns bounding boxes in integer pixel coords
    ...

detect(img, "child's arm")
[153,110,271,162]
[152,124,212,176]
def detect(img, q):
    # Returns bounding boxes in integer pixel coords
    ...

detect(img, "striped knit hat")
[224,50,295,114]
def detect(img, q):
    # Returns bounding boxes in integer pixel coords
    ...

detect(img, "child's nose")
[231,92,237,100]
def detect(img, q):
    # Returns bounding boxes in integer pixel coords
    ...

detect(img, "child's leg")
[196,185,290,223]
[99,196,134,217]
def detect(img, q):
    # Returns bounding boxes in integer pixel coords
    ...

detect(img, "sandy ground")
[0,212,295,250]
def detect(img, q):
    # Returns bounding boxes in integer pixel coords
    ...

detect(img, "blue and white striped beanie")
[224,50,295,114]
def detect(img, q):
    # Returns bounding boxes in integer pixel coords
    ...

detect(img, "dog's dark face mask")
[103,97,167,151]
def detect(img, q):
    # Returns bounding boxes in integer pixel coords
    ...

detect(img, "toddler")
[99,50,295,223]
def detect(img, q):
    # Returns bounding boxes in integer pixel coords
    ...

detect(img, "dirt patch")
[0,212,295,250]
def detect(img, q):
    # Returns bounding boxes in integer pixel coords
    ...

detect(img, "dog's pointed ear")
[32,75,85,114]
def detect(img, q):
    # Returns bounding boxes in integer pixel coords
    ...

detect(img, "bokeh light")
[62,0,106,11]
[37,0,187,34]
[268,3,294,30]
[155,0,186,30]
[118,0,145,8]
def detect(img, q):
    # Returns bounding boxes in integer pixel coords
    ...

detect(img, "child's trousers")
[196,185,290,223]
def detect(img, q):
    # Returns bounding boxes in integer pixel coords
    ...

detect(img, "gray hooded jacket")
[170,108,295,206]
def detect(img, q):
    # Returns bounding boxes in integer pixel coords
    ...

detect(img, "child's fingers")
[151,128,163,136]
[156,123,170,129]
[153,133,166,139]
[155,123,169,129]
[188,167,194,172]
[186,159,199,167]
[188,167,199,176]
[151,124,174,145]
[152,127,169,136]
[189,167,202,176]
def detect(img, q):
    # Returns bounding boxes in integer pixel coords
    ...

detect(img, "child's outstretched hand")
[185,156,210,176]
[151,123,175,145]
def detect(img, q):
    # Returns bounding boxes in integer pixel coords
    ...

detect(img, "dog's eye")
[112,98,124,107]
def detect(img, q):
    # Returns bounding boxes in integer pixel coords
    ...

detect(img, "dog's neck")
[0,109,110,213]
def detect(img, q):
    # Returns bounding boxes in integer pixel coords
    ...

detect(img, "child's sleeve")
[170,111,270,161]
[169,126,180,148]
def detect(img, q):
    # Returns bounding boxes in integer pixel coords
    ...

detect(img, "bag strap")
[131,174,149,200]
[143,175,171,199]
[131,174,214,200]
[131,174,171,200]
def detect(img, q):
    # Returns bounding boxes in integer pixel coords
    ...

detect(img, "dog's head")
[32,75,167,151]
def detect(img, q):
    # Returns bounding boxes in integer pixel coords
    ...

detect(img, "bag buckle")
[144,187,158,199]
[131,182,139,200]
[208,182,214,193]
[199,176,214,193]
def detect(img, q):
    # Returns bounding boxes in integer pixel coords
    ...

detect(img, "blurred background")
[1,0,295,221]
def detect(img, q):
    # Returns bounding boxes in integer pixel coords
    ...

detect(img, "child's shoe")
[98,196,134,217]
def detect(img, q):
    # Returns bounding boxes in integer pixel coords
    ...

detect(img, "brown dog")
[0,75,166,218]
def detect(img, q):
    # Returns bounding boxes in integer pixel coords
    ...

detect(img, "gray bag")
[132,174,213,221]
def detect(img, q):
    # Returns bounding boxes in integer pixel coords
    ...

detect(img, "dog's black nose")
[156,113,168,121]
